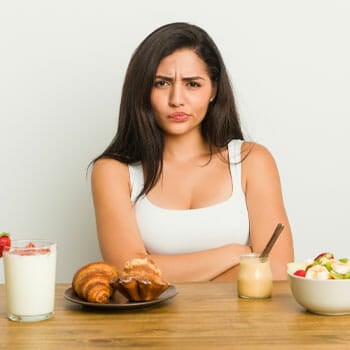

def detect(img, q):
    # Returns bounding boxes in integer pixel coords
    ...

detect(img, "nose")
[169,83,184,107]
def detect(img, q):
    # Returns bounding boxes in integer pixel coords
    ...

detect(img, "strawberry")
[12,242,51,256]
[294,269,306,277]
[0,232,11,258]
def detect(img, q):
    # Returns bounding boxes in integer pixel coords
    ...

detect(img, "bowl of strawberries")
[287,252,350,315]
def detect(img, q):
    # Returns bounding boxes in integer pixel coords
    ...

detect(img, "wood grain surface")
[1,281,350,349]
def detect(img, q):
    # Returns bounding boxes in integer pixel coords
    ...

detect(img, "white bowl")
[288,262,350,315]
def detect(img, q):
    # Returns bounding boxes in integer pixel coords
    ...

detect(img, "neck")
[162,133,210,162]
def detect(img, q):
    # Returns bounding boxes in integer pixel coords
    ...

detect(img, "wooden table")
[1,281,350,349]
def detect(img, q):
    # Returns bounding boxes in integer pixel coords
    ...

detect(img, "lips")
[168,112,189,122]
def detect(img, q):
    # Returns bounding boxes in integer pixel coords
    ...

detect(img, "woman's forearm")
[149,243,251,282]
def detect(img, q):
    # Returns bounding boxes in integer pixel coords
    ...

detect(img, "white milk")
[3,241,56,320]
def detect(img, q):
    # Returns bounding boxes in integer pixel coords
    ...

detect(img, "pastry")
[112,257,169,301]
[72,261,118,304]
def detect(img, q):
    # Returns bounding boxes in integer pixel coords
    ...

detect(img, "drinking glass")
[3,239,57,322]
[237,253,272,299]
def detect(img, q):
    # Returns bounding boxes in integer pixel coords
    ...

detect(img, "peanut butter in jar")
[237,253,272,299]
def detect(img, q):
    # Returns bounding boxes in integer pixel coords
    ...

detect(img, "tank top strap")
[128,162,144,202]
[228,139,244,193]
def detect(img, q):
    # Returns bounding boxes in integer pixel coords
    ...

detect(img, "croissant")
[72,261,118,304]
[111,257,169,302]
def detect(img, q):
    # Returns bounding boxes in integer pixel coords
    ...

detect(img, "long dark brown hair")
[93,22,244,199]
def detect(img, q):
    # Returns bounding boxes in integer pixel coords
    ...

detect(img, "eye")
[186,81,201,88]
[154,80,169,88]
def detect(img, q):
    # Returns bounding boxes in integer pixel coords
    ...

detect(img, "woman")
[91,22,294,282]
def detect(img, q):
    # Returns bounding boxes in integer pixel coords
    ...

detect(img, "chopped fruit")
[293,253,350,279]
[12,242,51,256]
[329,270,344,280]
[0,232,11,258]
[294,269,306,277]
[305,265,329,280]
[314,252,334,261]
[331,261,350,275]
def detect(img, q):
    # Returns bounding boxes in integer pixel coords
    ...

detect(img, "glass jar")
[237,253,272,299]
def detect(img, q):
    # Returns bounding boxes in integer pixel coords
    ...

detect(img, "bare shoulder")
[92,157,129,176]
[242,141,277,167]
[91,158,130,188]
[241,142,279,187]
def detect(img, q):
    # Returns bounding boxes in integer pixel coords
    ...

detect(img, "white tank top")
[128,139,249,254]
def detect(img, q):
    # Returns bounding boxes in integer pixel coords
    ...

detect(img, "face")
[150,49,217,137]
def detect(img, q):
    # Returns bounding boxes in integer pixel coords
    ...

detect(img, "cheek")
[192,96,211,114]
[150,91,164,114]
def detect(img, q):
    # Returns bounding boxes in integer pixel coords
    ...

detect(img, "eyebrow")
[154,75,207,82]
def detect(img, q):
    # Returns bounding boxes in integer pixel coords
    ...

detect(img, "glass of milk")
[237,253,272,299]
[3,240,56,322]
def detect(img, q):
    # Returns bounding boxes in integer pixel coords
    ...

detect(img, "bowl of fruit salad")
[287,252,350,315]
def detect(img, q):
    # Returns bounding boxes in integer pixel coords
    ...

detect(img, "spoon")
[259,223,285,258]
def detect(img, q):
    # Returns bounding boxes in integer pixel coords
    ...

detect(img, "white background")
[1,0,350,282]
